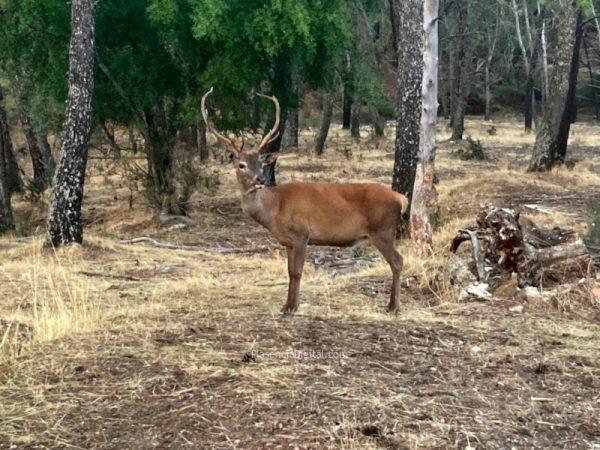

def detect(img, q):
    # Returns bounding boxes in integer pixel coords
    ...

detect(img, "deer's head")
[201,88,280,194]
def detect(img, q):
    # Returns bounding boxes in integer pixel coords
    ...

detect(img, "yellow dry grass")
[0,116,599,448]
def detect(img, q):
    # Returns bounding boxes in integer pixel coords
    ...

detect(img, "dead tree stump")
[451,205,594,288]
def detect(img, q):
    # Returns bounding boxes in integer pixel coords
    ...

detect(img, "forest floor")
[1,117,600,449]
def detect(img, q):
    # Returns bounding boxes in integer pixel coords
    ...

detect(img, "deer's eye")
[238,162,247,169]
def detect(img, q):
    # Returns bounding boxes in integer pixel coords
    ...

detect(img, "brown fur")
[234,151,407,315]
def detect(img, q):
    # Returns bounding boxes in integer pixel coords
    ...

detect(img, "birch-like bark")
[411,0,438,255]
[539,2,549,102]
[45,0,97,246]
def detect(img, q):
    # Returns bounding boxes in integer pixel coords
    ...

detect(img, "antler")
[201,87,242,153]
[257,93,281,151]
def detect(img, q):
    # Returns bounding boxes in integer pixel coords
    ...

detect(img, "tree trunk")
[145,102,180,215]
[411,0,438,255]
[261,53,291,187]
[198,124,209,161]
[524,7,544,132]
[45,0,97,247]
[583,36,600,121]
[528,4,582,172]
[314,94,333,156]
[0,87,23,195]
[128,126,138,152]
[484,64,491,121]
[0,164,13,233]
[539,1,549,107]
[342,83,352,130]
[20,105,52,191]
[369,103,385,137]
[350,98,361,142]
[282,106,299,149]
[0,94,14,232]
[450,0,470,141]
[392,0,423,237]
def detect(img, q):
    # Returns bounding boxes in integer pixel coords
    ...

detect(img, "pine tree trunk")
[350,99,361,142]
[411,0,439,255]
[282,106,299,149]
[450,0,470,141]
[528,4,582,172]
[0,87,23,195]
[45,0,97,247]
[391,0,423,237]
[314,95,333,156]
[369,103,385,137]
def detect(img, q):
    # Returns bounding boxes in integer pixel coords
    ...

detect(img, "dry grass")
[0,117,599,449]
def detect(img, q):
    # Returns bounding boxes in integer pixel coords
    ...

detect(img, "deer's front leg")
[282,243,307,315]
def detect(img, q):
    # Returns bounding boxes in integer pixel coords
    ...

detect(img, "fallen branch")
[118,237,281,254]
[78,271,141,282]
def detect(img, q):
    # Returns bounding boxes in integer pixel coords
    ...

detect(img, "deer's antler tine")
[201,88,241,153]
[257,93,281,151]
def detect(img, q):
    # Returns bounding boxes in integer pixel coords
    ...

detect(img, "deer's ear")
[227,151,237,163]
[259,153,278,165]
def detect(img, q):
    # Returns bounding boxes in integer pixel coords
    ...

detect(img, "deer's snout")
[254,175,265,185]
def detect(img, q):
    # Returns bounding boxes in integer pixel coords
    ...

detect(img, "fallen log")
[451,205,595,288]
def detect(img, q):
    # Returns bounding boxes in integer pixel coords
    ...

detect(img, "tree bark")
[391,0,423,237]
[350,98,361,142]
[528,4,582,172]
[261,53,291,187]
[342,82,352,130]
[524,5,544,132]
[369,103,385,137]
[145,102,180,215]
[314,94,333,156]
[45,0,97,247]
[411,0,438,255]
[0,93,14,232]
[0,87,23,195]
[282,106,299,149]
[197,124,209,161]
[450,0,470,141]
[20,105,53,191]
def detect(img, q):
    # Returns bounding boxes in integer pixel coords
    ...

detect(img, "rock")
[509,304,524,313]
[523,286,542,299]
[459,282,492,301]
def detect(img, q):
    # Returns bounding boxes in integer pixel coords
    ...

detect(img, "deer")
[201,88,408,315]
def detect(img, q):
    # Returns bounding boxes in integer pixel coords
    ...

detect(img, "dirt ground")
[1,117,599,449]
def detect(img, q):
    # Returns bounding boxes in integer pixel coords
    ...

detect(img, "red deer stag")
[201,88,408,314]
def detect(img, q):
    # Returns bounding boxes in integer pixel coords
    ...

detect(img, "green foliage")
[454,137,490,161]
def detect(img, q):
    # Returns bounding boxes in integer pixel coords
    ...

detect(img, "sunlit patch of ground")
[1,117,599,448]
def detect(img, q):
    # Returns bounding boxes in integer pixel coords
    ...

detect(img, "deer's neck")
[240,187,277,230]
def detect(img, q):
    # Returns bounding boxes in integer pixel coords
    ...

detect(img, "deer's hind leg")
[371,232,404,314]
